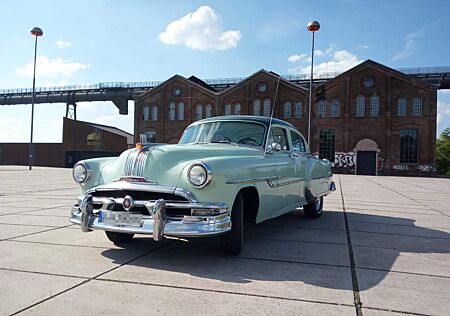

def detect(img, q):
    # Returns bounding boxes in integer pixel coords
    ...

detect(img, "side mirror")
[266,142,282,154]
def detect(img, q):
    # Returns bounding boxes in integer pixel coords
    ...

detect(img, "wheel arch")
[237,186,259,224]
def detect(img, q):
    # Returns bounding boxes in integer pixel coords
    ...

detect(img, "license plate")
[100,211,143,227]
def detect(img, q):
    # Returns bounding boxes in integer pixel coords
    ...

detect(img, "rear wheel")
[220,193,244,255]
[303,197,323,219]
[105,231,134,244]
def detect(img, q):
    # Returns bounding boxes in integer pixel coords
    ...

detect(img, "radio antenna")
[263,74,281,156]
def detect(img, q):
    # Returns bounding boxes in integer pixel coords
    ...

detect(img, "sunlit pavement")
[0,166,449,315]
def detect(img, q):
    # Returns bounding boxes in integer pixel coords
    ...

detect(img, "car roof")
[191,115,296,129]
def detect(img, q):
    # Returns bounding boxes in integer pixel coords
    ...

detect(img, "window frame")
[319,128,336,162]
[400,128,418,164]
[356,95,365,117]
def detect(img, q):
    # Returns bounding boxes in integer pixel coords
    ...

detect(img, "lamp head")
[30,27,43,37]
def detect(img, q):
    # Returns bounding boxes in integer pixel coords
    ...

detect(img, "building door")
[356,151,377,175]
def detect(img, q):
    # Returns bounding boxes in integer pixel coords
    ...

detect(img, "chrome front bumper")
[69,194,231,240]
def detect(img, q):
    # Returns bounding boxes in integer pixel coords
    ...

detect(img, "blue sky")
[0,0,449,142]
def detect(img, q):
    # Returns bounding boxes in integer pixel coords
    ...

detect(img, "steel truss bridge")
[1,66,449,118]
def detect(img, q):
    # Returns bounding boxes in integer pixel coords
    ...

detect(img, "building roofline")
[63,117,133,137]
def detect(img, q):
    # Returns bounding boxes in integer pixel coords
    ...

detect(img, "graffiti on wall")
[333,152,356,168]
[392,164,409,171]
[392,164,436,173]
[418,165,436,173]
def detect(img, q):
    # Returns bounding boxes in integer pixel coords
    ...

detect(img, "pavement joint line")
[0,204,73,217]
[1,225,73,242]
[0,222,56,228]
[3,239,135,250]
[343,207,445,216]
[95,277,356,309]
[156,250,351,269]
[261,223,345,231]
[339,176,363,316]
[10,240,173,316]
[362,306,434,316]
[387,178,450,196]
[0,267,89,280]
[245,236,348,247]
[12,213,69,218]
[356,265,450,280]
[366,178,450,218]
[348,228,450,240]
[348,219,450,230]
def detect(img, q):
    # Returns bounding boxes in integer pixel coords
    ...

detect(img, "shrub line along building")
[135,60,437,176]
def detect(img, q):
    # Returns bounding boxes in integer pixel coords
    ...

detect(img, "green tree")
[436,128,450,175]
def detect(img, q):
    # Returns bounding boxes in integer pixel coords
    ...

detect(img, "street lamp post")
[306,20,320,149]
[29,27,43,170]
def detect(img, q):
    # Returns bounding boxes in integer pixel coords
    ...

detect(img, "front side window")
[294,102,302,118]
[179,121,265,147]
[290,131,306,152]
[356,96,365,117]
[177,103,184,120]
[205,104,212,118]
[168,102,176,120]
[397,98,407,116]
[317,100,326,117]
[413,97,423,116]
[263,99,271,117]
[268,127,289,150]
[331,99,340,117]
[253,99,261,116]
[370,95,380,117]
[234,103,241,115]
[224,104,231,116]
[195,104,203,120]
[283,101,292,118]
[319,128,335,162]
[400,129,418,163]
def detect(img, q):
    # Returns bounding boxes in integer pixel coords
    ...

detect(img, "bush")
[436,128,450,175]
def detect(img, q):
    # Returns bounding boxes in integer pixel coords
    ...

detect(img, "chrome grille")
[124,148,150,177]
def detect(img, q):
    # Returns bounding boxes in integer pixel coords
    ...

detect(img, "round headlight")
[187,163,212,188]
[73,163,91,184]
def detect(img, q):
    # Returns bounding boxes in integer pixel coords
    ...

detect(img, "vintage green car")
[70,116,335,255]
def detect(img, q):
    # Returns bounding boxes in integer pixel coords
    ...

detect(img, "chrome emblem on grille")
[122,195,134,211]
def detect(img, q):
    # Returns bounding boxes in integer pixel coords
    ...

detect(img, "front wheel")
[303,196,323,219]
[220,193,244,255]
[105,231,134,244]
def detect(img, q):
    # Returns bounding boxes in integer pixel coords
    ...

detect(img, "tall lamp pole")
[29,27,43,170]
[306,20,320,149]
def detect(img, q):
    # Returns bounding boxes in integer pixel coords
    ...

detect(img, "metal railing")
[1,66,448,95]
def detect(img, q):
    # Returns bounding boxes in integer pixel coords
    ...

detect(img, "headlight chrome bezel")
[72,162,92,185]
[187,162,212,189]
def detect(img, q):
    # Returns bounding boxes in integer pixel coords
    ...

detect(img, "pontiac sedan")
[70,116,335,255]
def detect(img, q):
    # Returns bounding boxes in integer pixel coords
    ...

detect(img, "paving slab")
[260,210,346,230]
[357,268,450,315]
[348,220,450,238]
[23,279,356,316]
[0,223,57,240]
[0,269,85,315]
[0,240,150,278]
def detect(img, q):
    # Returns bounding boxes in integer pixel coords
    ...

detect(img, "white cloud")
[288,53,308,63]
[437,99,450,135]
[159,6,241,50]
[356,44,369,49]
[391,30,422,61]
[16,55,90,78]
[288,45,362,75]
[56,40,72,48]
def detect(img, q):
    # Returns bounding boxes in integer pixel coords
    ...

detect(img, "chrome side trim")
[278,178,305,187]
[226,176,304,188]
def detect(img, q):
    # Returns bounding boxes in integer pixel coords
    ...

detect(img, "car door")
[267,126,301,216]
[288,129,309,205]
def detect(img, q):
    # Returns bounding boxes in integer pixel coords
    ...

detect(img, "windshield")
[179,121,266,147]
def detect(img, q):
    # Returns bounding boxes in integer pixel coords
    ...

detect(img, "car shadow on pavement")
[100,210,450,291]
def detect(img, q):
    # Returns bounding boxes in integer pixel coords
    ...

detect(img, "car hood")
[112,143,263,187]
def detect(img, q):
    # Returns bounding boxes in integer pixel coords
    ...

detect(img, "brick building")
[134,60,437,176]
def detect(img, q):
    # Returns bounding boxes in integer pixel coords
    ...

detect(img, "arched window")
[413,97,422,116]
[143,106,150,120]
[253,99,261,116]
[283,101,291,118]
[331,99,340,117]
[195,104,203,120]
[356,96,365,117]
[151,106,158,121]
[177,103,184,120]
[397,98,407,116]
[168,102,176,120]
[370,95,380,117]
[263,99,271,117]
[205,104,212,118]
[317,100,326,117]
[234,103,241,115]
[224,104,231,116]
[294,102,302,118]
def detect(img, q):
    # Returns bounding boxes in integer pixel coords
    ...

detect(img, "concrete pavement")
[0,166,449,315]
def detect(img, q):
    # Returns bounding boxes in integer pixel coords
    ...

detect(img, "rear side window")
[269,127,290,150]
[290,131,306,152]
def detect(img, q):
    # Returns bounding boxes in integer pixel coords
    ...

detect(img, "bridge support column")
[66,102,77,120]
[112,97,128,115]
